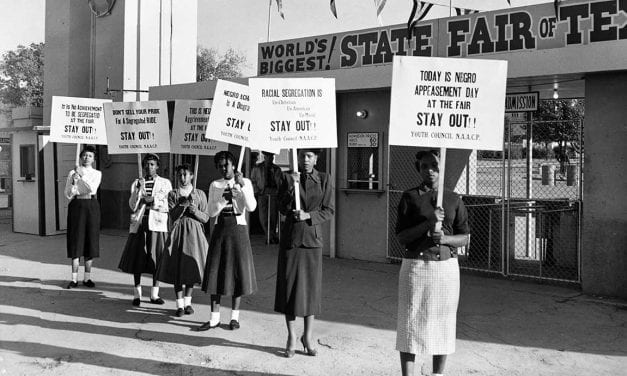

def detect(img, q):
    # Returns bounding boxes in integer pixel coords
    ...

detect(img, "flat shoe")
[175,308,184,317]
[229,319,240,330]
[184,305,194,315]
[196,321,220,331]
[66,281,79,289]
[132,298,141,307]
[82,279,95,288]
[150,297,165,305]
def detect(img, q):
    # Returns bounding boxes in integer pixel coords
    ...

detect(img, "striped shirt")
[144,177,155,197]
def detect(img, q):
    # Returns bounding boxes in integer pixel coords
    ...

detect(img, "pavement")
[0,222,626,376]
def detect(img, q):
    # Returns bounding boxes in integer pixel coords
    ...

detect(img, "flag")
[407,1,433,39]
[554,0,561,19]
[507,0,511,5]
[330,0,337,18]
[276,0,284,19]
[455,7,479,16]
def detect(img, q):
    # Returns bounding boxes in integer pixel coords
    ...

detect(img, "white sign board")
[205,80,255,148]
[389,56,507,151]
[50,96,111,144]
[171,100,228,155]
[103,101,171,154]
[249,77,337,150]
[505,92,539,113]
[348,132,378,148]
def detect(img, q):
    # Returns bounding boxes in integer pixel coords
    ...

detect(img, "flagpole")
[267,0,272,42]
[449,0,452,17]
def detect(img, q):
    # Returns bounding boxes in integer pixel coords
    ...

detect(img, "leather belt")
[75,195,96,200]
[219,212,241,217]
[407,247,457,261]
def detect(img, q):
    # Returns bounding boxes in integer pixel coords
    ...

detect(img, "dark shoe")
[300,337,318,356]
[285,337,297,358]
[66,281,79,289]
[132,298,141,307]
[175,308,184,317]
[229,319,240,330]
[184,305,194,315]
[196,321,220,331]
[150,297,165,305]
[270,236,280,244]
[82,279,95,288]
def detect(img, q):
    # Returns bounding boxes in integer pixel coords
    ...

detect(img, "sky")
[0,0,549,77]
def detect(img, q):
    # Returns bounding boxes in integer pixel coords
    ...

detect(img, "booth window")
[346,132,380,190]
[19,144,36,180]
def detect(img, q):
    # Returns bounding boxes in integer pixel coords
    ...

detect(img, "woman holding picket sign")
[274,148,334,358]
[198,150,257,331]
[64,145,101,289]
[395,150,470,376]
[118,153,172,307]
[156,163,209,316]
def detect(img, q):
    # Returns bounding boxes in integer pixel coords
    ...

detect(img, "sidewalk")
[1,223,625,376]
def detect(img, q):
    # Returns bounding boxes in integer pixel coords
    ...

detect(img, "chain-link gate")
[387,119,583,284]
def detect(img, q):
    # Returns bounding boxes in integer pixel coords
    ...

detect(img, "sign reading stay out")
[103,101,171,154]
[389,56,507,151]
[50,96,111,144]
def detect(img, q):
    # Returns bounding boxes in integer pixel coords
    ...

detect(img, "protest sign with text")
[249,77,337,150]
[50,96,111,144]
[171,100,228,155]
[389,56,507,151]
[103,100,171,154]
[205,80,256,147]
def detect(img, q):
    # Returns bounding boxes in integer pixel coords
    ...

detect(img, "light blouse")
[207,177,256,225]
[64,166,102,200]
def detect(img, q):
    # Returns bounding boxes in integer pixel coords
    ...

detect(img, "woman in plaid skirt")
[395,150,470,376]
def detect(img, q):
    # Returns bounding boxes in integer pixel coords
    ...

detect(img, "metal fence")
[387,119,583,284]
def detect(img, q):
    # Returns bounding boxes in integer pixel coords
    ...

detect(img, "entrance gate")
[387,119,583,284]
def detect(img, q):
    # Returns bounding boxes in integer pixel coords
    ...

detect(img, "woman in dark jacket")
[274,148,335,358]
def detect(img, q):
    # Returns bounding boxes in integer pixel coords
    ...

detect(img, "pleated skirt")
[396,257,460,355]
[201,216,257,297]
[66,198,100,259]
[118,216,166,275]
[157,217,208,286]
[274,246,322,317]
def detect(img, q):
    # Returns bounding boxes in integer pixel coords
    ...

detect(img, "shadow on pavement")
[0,340,290,375]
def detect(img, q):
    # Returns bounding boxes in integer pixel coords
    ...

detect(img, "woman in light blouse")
[198,151,257,331]
[64,145,102,289]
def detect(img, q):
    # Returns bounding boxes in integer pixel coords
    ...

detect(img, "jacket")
[128,175,172,233]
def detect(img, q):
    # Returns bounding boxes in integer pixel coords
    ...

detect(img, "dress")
[251,161,283,238]
[201,177,258,297]
[395,185,469,355]
[64,166,102,259]
[274,169,335,317]
[118,175,172,275]
[157,188,209,285]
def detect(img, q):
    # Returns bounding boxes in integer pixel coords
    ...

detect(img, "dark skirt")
[118,215,167,275]
[157,216,208,286]
[201,216,257,297]
[66,198,100,259]
[274,246,322,317]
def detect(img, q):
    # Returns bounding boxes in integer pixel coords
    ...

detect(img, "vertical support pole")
[434,147,447,233]
[267,194,271,245]
[75,144,82,168]
[193,155,199,189]
[291,148,301,211]
[526,112,534,258]
[237,146,245,172]
[137,154,143,178]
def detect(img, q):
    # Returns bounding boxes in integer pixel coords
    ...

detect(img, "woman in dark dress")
[395,150,470,376]
[198,151,257,331]
[274,148,335,358]
[64,145,101,289]
[157,164,209,316]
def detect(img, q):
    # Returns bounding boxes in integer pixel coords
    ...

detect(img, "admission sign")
[249,77,337,150]
[103,101,171,154]
[50,96,111,144]
[171,100,228,155]
[389,55,507,151]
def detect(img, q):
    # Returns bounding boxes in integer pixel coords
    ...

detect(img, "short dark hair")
[415,149,440,161]
[300,148,321,155]
[175,163,193,174]
[214,150,235,168]
[79,145,97,158]
[142,153,160,166]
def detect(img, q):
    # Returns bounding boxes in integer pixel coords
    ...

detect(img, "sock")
[432,374,444,376]
[83,272,91,282]
[133,286,142,299]
[231,309,240,322]
[176,298,184,309]
[71,272,78,283]
[151,286,159,300]
[184,296,192,307]
[210,311,220,326]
